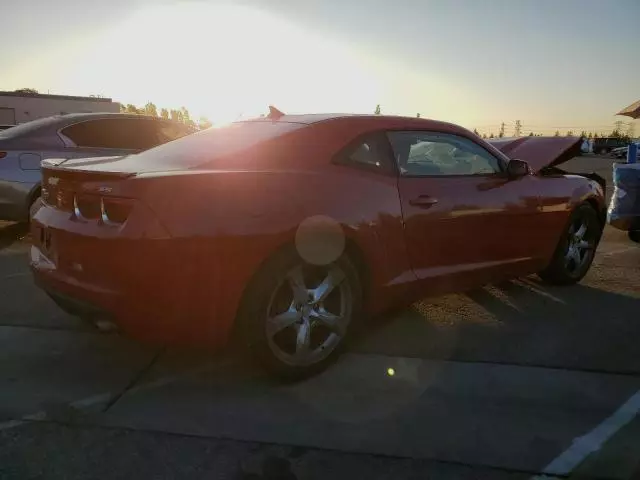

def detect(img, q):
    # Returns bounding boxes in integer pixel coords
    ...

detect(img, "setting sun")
[58,3,385,124]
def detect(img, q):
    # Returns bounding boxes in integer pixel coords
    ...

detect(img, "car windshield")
[128,120,304,169]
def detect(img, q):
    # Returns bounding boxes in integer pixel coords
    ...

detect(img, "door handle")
[409,195,439,208]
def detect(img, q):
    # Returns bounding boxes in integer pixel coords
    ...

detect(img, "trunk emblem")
[98,186,112,194]
[48,177,59,186]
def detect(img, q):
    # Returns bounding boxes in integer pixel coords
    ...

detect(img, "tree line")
[13,89,214,130]
[472,129,633,140]
[119,102,212,130]
[13,92,633,139]
[374,105,635,141]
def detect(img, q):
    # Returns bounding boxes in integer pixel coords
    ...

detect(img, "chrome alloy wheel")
[564,218,595,276]
[265,263,352,367]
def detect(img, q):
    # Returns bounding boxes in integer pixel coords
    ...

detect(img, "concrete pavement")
[1,158,640,479]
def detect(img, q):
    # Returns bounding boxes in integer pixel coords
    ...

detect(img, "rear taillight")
[74,194,101,220]
[44,190,131,226]
[0,152,6,159]
[56,190,73,212]
[101,198,132,225]
[68,193,132,226]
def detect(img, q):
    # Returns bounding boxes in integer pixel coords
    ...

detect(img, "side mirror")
[507,159,530,178]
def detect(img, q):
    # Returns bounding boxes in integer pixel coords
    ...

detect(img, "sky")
[1,0,639,135]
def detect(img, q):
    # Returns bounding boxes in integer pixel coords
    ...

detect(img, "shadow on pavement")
[355,278,640,374]
[0,222,29,251]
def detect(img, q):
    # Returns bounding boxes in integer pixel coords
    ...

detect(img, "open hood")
[487,136,582,172]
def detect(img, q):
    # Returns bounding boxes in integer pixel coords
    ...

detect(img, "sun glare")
[58,3,383,124]
[6,2,491,127]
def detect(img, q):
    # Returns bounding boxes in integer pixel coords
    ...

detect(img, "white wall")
[0,95,120,124]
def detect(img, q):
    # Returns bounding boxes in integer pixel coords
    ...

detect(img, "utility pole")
[614,120,624,136]
[514,120,521,137]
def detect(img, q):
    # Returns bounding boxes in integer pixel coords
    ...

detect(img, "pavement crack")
[101,347,165,413]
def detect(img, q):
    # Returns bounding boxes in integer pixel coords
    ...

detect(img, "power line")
[514,120,522,137]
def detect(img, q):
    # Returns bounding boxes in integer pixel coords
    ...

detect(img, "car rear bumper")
[29,211,235,348]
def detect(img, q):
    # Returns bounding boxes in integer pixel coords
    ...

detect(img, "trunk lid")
[487,136,582,173]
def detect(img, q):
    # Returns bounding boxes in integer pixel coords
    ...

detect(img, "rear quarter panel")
[134,164,411,338]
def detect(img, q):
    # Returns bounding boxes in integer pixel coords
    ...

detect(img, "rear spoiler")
[41,160,135,182]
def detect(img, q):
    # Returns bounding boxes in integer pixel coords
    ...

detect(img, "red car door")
[388,131,545,290]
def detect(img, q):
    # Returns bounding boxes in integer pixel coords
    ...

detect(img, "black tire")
[629,230,640,243]
[235,246,362,381]
[538,204,601,285]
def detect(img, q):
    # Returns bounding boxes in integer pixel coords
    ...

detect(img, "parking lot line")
[532,389,640,478]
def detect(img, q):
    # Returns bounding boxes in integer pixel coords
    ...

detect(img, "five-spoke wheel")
[539,203,601,285]
[237,248,361,379]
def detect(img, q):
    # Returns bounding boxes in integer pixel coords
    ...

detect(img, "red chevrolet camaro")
[30,112,606,378]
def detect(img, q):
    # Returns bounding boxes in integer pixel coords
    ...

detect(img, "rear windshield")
[127,121,305,170]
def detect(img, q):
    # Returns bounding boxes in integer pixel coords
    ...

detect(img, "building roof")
[0,91,114,103]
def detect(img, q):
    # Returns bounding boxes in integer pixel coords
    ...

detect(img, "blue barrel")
[607,163,640,231]
[628,142,638,164]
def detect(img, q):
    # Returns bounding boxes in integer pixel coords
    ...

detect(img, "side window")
[61,119,161,151]
[387,131,502,177]
[335,132,395,174]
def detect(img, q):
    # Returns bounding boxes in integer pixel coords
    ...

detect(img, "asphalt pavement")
[1,155,640,480]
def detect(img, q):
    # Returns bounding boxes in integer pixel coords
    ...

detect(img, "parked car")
[0,113,196,222]
[611,146,627,158]
[30,113,606,379]
[608,163,640,244]
[592,137,629,155]
[610,145,640,160]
